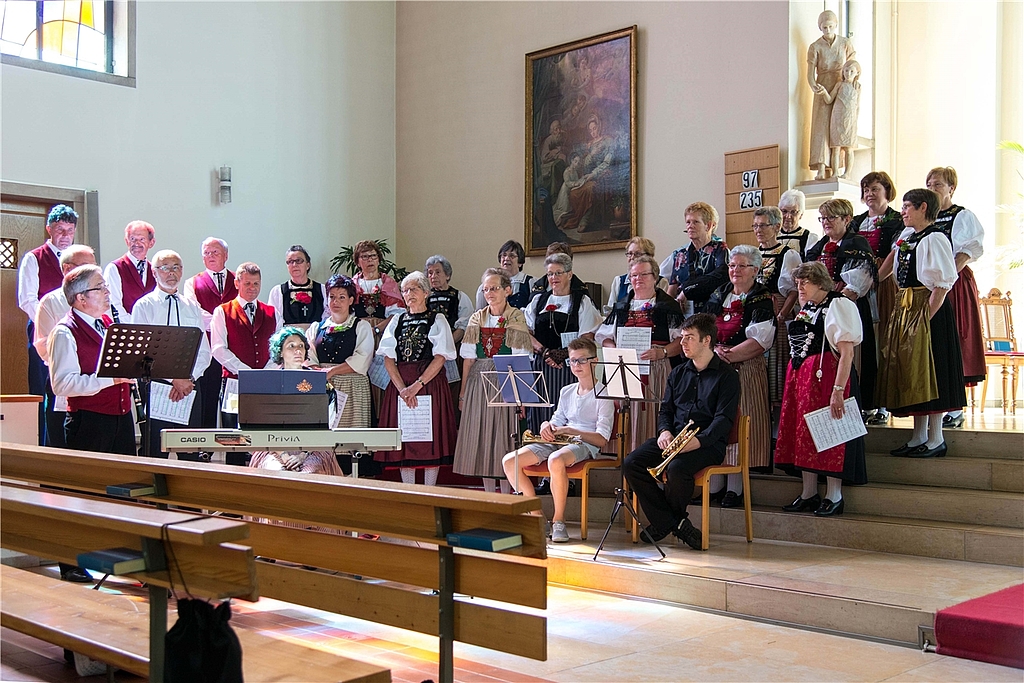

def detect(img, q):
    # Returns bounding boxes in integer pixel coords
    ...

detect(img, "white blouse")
[776,249,803,297]
[721,293,776,351]
[305,317,375,375]
[824,296,864,347]
[895,228,958,291]
[525,293,603,334]
[459,312,531,358]
[949,208,985,262]
[595,297,683,346]
[377,312,457,361]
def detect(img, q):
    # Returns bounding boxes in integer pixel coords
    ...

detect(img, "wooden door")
[1,183,91,394]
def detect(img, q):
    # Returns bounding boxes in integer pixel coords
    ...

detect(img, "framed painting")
[525,26,637,256]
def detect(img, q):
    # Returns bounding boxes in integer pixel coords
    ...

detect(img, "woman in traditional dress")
[851,171,903,425]
[777,189,819,258]
[351,240,405,417]
[926,167,986,428]
[607,236,668,311]
[268,245,326,329]
[752,207,800,411]
[664,202,730,315]
[877,189,965,458]
[475,240,534,310]
[525,253,603,434]
[453,268,533,493]
[704,245,776,507]
[806,199,878,416]
[596,255,684,453]
[776,263,866,516]
[248,327,344,477]
[374,271,457,486]
[425,254,474,421]
[306,274,374,445]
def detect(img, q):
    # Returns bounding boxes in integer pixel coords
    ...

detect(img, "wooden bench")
[0,484,390,683]
[0,441,548,683]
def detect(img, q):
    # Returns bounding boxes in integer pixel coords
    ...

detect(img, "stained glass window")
[0,1,109,73]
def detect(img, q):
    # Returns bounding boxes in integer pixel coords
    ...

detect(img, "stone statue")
[820,59,861,179]
[807,10,856,181]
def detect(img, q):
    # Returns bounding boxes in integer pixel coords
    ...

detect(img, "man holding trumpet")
[624,313,740,549]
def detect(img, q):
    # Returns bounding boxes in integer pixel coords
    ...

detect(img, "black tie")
[215,272,224,294]
[94,319,105,335]
[137,260,146,284]
[56,251,61,259]
[166,293,180,326]
[245,302,255,323]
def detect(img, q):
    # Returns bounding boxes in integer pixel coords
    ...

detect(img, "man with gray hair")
[104,220,157,318]
[33,245,96,447]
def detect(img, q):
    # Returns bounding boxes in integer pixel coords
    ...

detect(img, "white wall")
[395,1,790,299]
[2,1,396,292]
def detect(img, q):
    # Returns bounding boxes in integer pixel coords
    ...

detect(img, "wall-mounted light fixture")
[218,166,232,204]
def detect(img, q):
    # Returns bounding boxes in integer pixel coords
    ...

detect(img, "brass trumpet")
[521,429,583,446]
[647,420,700,482]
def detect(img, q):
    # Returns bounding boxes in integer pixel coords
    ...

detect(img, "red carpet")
[935,583,1024,669]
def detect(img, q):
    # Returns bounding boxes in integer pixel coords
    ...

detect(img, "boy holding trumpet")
[502,337,615,543]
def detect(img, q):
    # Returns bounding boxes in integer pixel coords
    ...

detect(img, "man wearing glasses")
[131,250,212,459]
[502,337,614,544]
[104,220,157,319]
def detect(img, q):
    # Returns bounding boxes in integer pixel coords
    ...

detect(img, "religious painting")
[525,26,637,255]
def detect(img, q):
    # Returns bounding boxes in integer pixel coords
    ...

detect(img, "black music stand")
[97,323,202,457]
[481,355,551,494]
[592,349,665,561]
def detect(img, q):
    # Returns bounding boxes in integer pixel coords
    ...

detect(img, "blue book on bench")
[77,547,147,575]
[446,528,522,552]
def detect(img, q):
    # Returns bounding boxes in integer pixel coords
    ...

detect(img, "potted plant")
[331,239,410,280]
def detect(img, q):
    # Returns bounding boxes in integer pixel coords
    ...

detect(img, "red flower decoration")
[293,291,313,304]
[824,241,839,254]
[497,316,507,328]
[545,304,558,312]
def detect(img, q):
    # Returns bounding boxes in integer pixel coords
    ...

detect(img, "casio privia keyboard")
[162,428,402,453]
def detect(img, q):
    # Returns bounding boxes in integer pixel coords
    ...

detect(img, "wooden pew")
[0,484,390,683]
[0,442,548,683]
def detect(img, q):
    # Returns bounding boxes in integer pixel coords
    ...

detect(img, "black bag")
[164,598,244,683]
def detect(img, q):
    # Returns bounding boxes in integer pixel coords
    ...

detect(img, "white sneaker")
[551,521,569,543]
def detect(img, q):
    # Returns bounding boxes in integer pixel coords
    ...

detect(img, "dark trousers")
[144,380,204,460]
[199,360,223,427]
[219,384,247,465]
[65,409,136,456]
[624,437,723,533]
[26,321,47,445]
[43,377,67,449]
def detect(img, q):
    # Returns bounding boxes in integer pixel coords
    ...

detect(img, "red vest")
[30,243,63,298]
[221,299,275,379]
[192,270,237,313]
[113,255,156,314]
[62,312,132,416]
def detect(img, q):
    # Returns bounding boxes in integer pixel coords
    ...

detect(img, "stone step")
[542,496,1024,566]
[865,453,1024,492]
[749,475,1023,529]
[864,426,1023,461]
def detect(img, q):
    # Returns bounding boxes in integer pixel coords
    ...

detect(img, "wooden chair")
[690,415,753,551]
[977,289,1023,414]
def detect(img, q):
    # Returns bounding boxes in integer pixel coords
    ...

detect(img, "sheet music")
[615,327,653,375]
[803,397,867,452]
[150,381,197,425]
[398,395,433,442]
[368,355,390,390]
[560,331,579,348]
[329,389,349,429]
[54,395,68,412]
[220,377,239,414]
[599,347,644,399]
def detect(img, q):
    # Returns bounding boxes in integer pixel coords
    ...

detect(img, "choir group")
[19,166,985,558]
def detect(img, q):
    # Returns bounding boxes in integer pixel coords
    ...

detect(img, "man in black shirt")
[624,313,740,549]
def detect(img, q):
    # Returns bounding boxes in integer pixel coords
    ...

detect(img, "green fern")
[331,239,410,280]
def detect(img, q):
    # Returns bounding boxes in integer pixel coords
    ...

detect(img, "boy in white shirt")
[502,337,615,543]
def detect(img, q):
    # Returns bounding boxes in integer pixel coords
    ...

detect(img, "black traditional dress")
[270,280,325,326]
[705,282,776,469]
[374,311,457,468]
[935,204,987,385]
[666,237,729,314]
[777,226,818,259]
[757,243,801,405]
[852,207,903,346]
[806,233,878,410]
[776,292,867,484]
[877,226,966,415]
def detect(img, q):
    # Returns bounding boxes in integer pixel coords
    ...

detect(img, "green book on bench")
[77,547,147,575]
[446,528,522,552]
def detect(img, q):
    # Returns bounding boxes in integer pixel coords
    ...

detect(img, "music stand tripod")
[592,352,665,561]
[97,323,202,457]
[481,354,551,495]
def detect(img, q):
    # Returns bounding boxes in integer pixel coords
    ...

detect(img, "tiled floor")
[2,566,1020,682]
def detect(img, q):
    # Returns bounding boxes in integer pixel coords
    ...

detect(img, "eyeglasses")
[82,284,108,294]
[358,252,380,261]
[567,356,596,367]
[780,209,800,217]
[481,286,506,293]
[728,263,756,270]
[751,222,772,230]
[629,271,656,280]
[400,287,422,295]
[285,258,307,266]
[155,265,182,273]
[126,236,151,245]
[818,215,845,224]
[625,250,647,258]
[546,270,569,278]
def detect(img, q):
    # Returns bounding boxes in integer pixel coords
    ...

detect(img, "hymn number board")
[724,145,780,248]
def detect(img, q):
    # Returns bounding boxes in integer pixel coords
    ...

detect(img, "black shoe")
[866,410,890,426]
[673,518,703,550]
[890,442,922,457]
[689,488,725,506]
[782,493,821,512]
[60,567,94,583]
[814,498,845,516]
[906,442,947,458]
[639,523,672,544]
[720,491,744,508]
[942,414,965,429]
[534,479,551,495]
